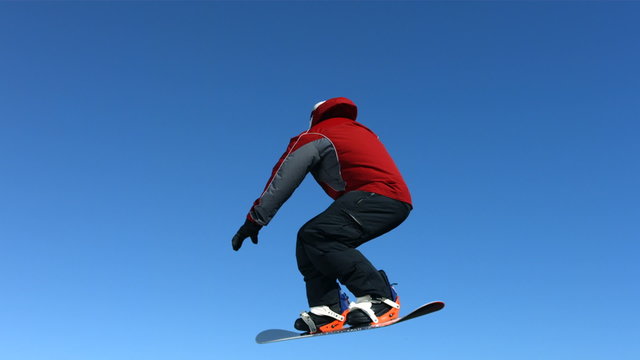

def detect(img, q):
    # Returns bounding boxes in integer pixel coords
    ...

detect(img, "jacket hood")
[310,97,358,127]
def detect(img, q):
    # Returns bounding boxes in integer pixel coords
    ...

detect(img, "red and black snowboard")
[255,300,445,344]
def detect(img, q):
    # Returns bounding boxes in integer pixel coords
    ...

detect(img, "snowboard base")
[256,300,445,344]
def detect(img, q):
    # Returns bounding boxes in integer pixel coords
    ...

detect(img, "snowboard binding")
[346,270,401,326]
[294,291,350,334]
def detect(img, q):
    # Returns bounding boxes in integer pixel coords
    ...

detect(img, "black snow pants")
[296,191,411,307]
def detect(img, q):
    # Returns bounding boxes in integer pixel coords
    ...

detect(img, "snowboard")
[255,300,444,344]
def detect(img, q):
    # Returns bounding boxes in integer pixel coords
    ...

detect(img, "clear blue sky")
[1,1,638,359]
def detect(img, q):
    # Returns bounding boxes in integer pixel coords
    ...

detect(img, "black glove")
[231,219,262,251]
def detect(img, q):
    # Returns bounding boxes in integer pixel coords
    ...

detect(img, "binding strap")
[299,312,317,333]
[349,296,400,324]
[299,305,345,333]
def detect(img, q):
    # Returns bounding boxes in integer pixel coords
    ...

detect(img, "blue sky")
[1,1,638,359]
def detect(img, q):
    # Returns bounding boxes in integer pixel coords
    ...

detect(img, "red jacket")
[249,97,411,226]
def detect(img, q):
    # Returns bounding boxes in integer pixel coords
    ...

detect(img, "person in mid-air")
[231,97,412,333]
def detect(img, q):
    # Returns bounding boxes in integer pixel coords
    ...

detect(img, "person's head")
[309,97,358,127]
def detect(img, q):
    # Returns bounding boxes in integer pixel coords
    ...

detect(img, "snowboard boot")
[346,270,401,327]
[294,291,350,334]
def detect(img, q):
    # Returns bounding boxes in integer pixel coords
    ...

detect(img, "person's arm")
[248,133,324,226]
[232,132,323,251]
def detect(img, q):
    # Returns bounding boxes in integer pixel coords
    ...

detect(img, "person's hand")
[231,219,262,251]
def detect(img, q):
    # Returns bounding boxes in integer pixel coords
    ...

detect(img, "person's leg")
[297,191,411,303]
[295,233,341,307]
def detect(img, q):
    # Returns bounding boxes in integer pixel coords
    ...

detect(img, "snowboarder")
[231,97,413,333]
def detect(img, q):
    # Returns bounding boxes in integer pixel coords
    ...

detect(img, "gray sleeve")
[249,140,324,226]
